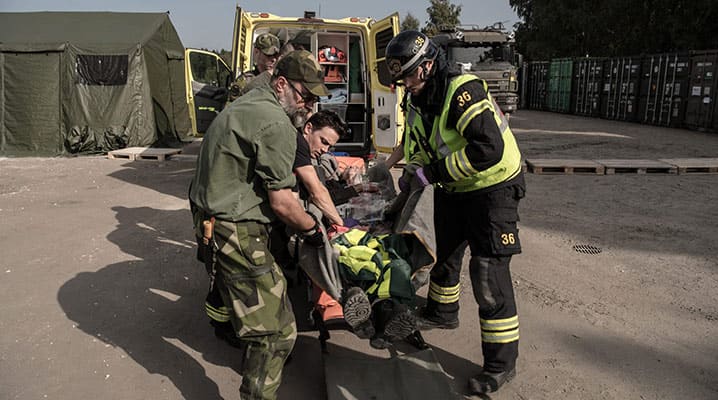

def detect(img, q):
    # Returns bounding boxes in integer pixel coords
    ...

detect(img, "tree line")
[400,0,718,61]
[510,0,718,60]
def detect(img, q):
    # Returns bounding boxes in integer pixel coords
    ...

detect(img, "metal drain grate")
[573,244,602,254]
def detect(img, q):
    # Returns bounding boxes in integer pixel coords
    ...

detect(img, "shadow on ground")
[55,204,362,399]
[57,205,240,399]
[107,160,196,200]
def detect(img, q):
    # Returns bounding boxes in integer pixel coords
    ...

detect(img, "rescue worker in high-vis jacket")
[385,30,525,395]
[189,50,328,400]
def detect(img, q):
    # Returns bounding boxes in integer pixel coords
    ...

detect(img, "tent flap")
[64,125,130,154]
[1,51,61,156]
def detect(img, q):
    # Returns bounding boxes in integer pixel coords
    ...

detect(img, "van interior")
[253,27,370,152]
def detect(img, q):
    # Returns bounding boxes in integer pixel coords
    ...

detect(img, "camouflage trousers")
[195,213,297,400]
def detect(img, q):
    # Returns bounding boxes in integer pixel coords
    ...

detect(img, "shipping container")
[519,62,528,109]
[601,57,641,121]
[637,53,690,127]
[527,61,549,110]
[684,51,718,131]
[572,57,605,117]
[522,48,718,133]
[547,58,573,112]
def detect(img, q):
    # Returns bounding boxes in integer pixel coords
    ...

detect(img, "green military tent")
[0,12,191,156]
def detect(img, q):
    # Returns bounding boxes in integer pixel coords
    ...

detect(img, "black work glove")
[302,228,324,247]
[301,214,325,248]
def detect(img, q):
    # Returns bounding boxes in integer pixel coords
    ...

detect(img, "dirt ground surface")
[1,110,717,400]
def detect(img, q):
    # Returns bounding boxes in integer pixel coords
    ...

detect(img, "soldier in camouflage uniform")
[228,33,281,102]
[238,42,296,101]
[189,50,329,399]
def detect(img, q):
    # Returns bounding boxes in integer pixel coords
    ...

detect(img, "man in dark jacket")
[386,30,525,395]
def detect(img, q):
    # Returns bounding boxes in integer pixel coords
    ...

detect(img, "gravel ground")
[0,110,716,399]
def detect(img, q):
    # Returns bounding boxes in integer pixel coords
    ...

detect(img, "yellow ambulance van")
[185,6,403,157]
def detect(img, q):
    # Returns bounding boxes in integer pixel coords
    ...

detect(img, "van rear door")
[231,6,253,77]
[368,14,402,153]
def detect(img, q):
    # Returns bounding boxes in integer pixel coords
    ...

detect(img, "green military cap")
[275,50,329,97]
[255,33,280,56]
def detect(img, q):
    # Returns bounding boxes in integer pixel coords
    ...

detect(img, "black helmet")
[385,30,438,82]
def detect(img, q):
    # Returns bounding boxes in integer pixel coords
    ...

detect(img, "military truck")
[433,23,522,115]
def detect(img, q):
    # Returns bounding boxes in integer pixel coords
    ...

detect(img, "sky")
[0,0,519,51]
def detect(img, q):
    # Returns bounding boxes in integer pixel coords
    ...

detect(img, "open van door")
[185,49,232,135]
[368,13,402,153]
[231,5,253,77]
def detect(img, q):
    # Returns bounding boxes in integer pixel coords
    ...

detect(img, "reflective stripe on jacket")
[404,75,522,192]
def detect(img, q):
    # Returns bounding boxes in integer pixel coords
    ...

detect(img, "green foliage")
[423,0,462,36]
[189,49,232,86]
[401,12,421,31]
[216,49,232,68]
[510,0,718,60]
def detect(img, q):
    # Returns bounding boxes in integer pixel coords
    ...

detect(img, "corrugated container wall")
[547,58,573,112]
[521,50,718,133]
[601,57,642,121]
[527,61,549,110]
[685,51,718,131]
[637,53,690,127]
[519,62,528,109]
[572,58,605,117]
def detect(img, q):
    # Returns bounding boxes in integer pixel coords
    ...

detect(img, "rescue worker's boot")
[414,307,459,330]
[341,286,375,339]
[468,367,516,394]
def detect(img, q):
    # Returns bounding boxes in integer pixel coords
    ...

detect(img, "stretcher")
[323,345,462,400]
[291,164,463,398]
[294,164,437,349]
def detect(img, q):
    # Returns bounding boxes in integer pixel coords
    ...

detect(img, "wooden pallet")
[107,147,181,161]
[526,159,605,175]
[658,158,718,174]
[596,159,677,174]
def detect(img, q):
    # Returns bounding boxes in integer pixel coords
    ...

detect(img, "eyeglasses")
[288,81,319,106]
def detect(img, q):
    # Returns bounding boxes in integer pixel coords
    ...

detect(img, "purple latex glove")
[414,167,430,187]
[398,167,430,192]
[343,217,360,228]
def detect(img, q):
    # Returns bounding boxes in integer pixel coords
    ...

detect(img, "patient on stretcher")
[298,159,436,349]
